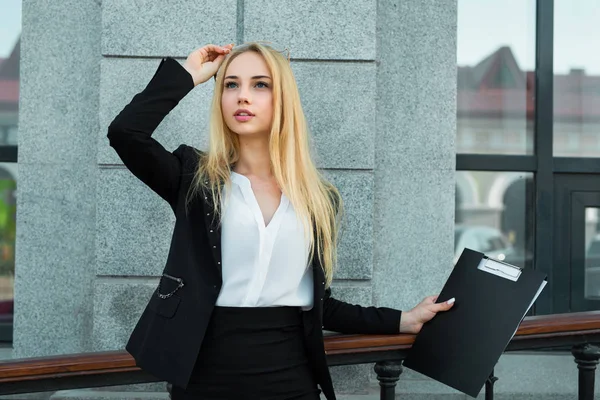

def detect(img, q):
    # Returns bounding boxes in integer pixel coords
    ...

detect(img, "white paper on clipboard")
[477,258,522,281]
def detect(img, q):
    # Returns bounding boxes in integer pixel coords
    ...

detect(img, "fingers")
[195,44,232,64]
[432,297,455,312]
[212,54,225,66]
[202,44,232,54]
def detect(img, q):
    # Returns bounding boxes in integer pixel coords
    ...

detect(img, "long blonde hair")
[188,42,343,287]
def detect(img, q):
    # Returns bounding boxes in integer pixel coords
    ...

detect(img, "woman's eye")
[224,81,238,89]
[255,81,269,89]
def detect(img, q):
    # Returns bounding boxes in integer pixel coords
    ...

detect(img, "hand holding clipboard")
[403,248,547,398]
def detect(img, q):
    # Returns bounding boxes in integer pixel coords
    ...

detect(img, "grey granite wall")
[13,2,600,400]
[13,0,101,358]
[373,1,457,307]
[14,0,458,397]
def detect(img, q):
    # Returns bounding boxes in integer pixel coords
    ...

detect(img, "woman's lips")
[234,109,254,122]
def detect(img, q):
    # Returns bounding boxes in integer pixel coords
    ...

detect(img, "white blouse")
[215,171,314,309]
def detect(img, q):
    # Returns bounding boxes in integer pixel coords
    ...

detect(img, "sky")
[0,0,21,59]
[458,0,600,74]
[1,0,599,74]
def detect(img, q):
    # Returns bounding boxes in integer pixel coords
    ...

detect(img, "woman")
[107,42,454,400]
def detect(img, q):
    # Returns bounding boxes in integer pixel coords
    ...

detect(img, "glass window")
[0,163,15,347]
[0,0,20,346]
[455,171,534,269]
[456,0,536,155]
[6,126,17,146]
[553,1,600,157]
[585,208,600,299]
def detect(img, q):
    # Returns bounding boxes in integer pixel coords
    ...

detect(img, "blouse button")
[210,230,213,233]
[213,246,217,249]
[207,213,210,216]
[217,261,221,265]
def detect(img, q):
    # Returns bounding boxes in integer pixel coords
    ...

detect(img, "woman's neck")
[234,136,272,179]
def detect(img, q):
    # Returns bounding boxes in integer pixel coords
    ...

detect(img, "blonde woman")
[107,42,454,400]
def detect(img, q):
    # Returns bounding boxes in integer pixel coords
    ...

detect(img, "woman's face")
[221,51,274,138]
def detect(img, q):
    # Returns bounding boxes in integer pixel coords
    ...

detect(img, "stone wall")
[13,0,457,396]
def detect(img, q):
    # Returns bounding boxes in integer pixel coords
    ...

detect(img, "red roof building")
[0,38,19,113]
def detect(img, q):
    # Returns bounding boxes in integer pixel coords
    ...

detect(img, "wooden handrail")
[1,311,600,394]
[325,310,600,353]
[0,351,136,380]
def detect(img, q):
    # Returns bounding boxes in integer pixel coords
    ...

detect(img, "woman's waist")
[208,305,304,330]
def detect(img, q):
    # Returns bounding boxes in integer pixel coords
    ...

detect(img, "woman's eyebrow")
[224,75,272,80]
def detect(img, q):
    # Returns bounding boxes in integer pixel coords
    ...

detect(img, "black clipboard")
[402,248,547,398]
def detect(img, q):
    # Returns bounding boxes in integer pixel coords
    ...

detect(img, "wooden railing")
[1,311,600,399]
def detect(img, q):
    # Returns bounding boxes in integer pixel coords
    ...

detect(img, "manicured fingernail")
[447,298,455,305]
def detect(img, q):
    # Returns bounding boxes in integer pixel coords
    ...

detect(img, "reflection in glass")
[455,171,534,269]
[0,0,20,344]
[0,163,15,345]
[585,208,600,299]
[554,0,600,157]
[0,40,19,147]
[456,0,536,155]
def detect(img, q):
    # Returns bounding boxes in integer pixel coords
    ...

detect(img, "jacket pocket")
[148,292,181,318]
[148,273,184,318]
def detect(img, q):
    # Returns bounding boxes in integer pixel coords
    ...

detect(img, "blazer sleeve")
[107,57,195,207]
[322,287,402,335]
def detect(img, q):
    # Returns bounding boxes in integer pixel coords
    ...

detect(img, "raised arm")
[107,44,233,207]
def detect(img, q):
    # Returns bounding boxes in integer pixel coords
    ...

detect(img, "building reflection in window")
[455,171,534,270]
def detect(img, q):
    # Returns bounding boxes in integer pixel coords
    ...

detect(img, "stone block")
[244,0,376,60]
[372,168,455,310]
[102,0,236,57]
[324,170,373,280]
[99,57,213,165]
[96,168,174,276]
[372,1,457,318]
[92,279,156,351]
[19,0,100,164]
[12,165,97,358]
[293,62,376,170]
[375,0,457,172]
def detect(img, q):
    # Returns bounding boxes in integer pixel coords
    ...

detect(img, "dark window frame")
[0,146,17,163]
[456,0,555,314]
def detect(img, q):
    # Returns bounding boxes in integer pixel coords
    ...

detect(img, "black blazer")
[107,57,403,400]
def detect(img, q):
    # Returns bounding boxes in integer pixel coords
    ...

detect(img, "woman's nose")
[237,86,251,104]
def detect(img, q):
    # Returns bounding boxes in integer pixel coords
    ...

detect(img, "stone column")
[13,0,102,357]
[373,0,458,312]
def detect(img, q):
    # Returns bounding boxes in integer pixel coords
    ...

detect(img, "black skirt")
[170,306,322,400]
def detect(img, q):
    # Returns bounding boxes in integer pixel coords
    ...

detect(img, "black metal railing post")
[572,343,600,400]
[374,360,403,400]
[485,368,498,400]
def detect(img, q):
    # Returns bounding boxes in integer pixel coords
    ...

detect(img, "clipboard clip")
[477,257,522,281]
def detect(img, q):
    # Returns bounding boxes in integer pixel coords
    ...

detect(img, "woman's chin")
[232,128,270,138]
